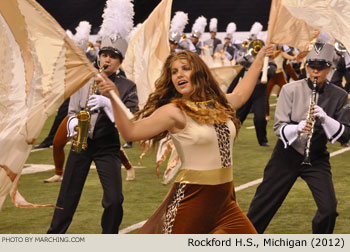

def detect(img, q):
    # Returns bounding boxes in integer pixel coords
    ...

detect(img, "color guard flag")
[282,0,350,52]
[122,0,172,107]
[266,0,315,51]
[0,0,98,210]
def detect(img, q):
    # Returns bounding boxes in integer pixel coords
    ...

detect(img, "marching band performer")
[47,0,138,234]
[189,16,207,55]
[247,43,350,234]
[204,18,222,56]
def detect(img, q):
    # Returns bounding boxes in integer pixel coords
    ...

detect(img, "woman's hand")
[96,72,120,98]
[257,44,274,60]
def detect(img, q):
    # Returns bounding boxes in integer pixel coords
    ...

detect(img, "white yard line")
[30,147,53,153]
[330,146,350,157]
[120,146,350,233]
[119,220,147,234]
[235,178,263,192]
[22,164,145,174]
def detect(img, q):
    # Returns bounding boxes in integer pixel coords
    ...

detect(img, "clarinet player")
[247,43,350,234]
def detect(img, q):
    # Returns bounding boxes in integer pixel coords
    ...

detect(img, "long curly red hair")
[134,50,240,148]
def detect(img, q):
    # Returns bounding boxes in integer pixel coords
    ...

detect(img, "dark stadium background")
[36,0,271,34]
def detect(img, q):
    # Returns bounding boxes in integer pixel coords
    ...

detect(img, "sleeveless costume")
[138,99,256,234]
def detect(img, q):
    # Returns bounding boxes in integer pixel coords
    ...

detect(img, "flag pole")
[261,0,279,84]
[109,90,134,119]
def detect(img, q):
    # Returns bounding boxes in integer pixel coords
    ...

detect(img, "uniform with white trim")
[247,43,350,234]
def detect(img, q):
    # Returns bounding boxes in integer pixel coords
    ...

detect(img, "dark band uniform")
[48,71,138,234]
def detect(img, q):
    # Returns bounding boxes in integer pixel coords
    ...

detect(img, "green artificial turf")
[1,96,349,234]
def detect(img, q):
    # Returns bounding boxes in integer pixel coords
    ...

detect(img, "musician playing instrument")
[47,37,138,234]
[247,43,350,234]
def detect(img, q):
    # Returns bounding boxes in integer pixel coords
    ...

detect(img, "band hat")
[98,0,134,60]
[306,42,334,68]
[225,22,236,40]
[99,36,128,59]
[248,22,263,41]
[209,18,218,33]
[225,34,232,40]
[191,16,207,38]
[169,31,181,44]
[248,33,258,41]
[191,30,202,38]
[169,11,188,44]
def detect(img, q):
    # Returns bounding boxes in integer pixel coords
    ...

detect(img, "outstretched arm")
[226,45,274,110]
[97,75,185,142]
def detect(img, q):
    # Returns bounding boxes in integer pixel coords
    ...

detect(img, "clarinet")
[301,77,318,166]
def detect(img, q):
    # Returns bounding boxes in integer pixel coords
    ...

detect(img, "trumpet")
[301,77,318,166]
[242,41,249,47]
[72,65,107,152]
[248,39,265,57]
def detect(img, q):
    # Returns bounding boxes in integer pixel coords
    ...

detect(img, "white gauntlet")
[67,116,78,138]
[280,120,306,148]
[314,105,344,143]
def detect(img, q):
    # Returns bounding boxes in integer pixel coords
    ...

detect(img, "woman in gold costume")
[98,46,273,234]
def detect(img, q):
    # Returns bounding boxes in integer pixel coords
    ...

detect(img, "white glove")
[87,94,110,111]
[314,105,343,143]
[87,94,115,122]
[296,120,307,133]
[280,120,306,148]
[67,116,78,138]
[314,105,327,123]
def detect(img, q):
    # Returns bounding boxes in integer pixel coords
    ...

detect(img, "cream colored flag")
[282,0,350,52]
[267,0,315,51]
[122,0,172,107]
[210,65,243,93]
[0,0,97,209]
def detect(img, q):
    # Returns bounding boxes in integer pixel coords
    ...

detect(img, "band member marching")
[247,43,350,234]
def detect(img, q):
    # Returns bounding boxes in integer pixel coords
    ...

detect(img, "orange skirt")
[138,181,256,234]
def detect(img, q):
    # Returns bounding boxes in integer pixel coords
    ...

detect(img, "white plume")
[250,22,263,35]
[226,22,236,34]
[66,29,74,40]
[73,21,91,44]
[170,11,188,33]
[209,18,218,32]
[99,0,134,40]
[127,23,142,41]
[192,16,207,33]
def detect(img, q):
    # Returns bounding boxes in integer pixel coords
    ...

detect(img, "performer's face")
[190,36,198,44]
[169,41,178,52]
[171,59,194,99]
[306,65,331,85]
[99,51,121,76]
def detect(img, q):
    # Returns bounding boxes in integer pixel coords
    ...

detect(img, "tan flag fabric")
[266,0,315,51]
[0,0,97,209]
[210,66,243,93]
[282,0,350,52]
[122,0,172,107]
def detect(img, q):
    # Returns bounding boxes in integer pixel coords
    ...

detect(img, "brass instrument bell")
[248,39,265,57]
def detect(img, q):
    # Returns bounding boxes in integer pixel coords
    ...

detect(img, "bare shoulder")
[158,103,186,131]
